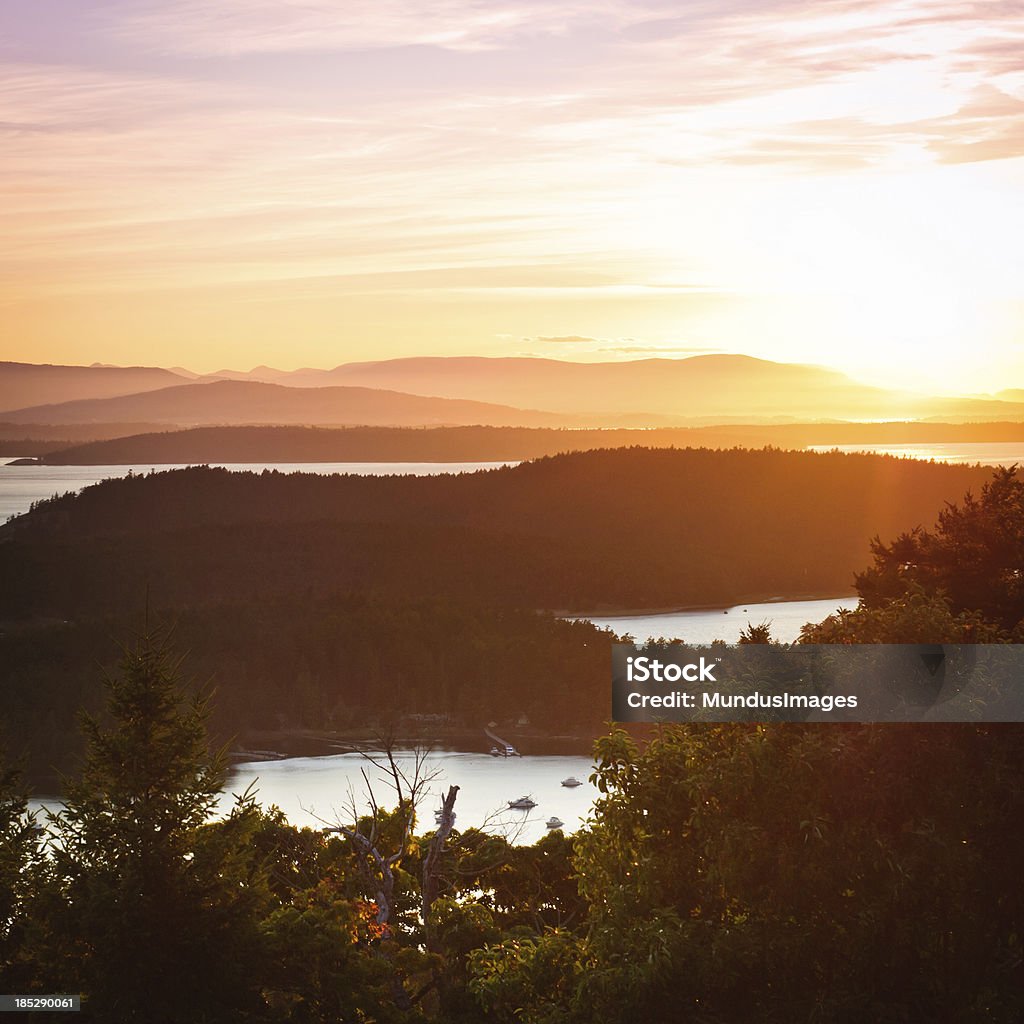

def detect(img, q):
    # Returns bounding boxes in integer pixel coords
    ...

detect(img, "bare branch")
[423,784,460,950]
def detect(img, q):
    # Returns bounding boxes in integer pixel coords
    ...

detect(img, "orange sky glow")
[1,1,1022,392]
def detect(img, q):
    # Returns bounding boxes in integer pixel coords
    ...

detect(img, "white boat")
[507,795,537,810]
[561,776,583,788]
[545,817,564,829]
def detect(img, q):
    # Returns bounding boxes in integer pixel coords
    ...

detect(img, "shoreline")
[28,731,597,798]
[557,592,858,619]
[231,727,597,763]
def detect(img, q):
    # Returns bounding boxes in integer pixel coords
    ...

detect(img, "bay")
[30,750,598,846]
[805,442,1024,467]
[573,595,857,645]
[224,749,597,844]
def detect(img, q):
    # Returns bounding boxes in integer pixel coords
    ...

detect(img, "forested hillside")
[0,447,996,778]
[2,447,993,616]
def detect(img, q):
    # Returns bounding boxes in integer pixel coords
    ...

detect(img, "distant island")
[8,420,1024,464]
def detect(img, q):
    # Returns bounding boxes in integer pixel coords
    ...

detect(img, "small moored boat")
[561,776,582,788]
[507,795,537,810]
[545,817,564,829]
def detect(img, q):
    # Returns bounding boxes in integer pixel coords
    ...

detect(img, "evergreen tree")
[42,630,269,1023]
[0,750,38,990]
[855,466,1024,629]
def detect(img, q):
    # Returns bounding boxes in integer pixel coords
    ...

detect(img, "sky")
[1,0,1022,392]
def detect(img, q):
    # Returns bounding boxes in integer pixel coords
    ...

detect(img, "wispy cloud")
[598,345,723,355]
[108,0,611,56]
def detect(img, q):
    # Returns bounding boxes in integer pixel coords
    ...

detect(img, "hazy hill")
[0,422,173,457]
[0,361,189,411]
[207,364,295,382]
[8,357,1024,428]
[213,354,876,417]
[24,420,1024,466]
[0,379,574,428]
[215,354,1024,422]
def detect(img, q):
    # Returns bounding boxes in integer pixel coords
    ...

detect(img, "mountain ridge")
[5,356,1024,427]
[192,354,1024,422]
[0,378,577,428]
[0,360,190,411]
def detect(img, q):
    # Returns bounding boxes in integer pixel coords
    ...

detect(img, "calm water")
[224,750,597,844]
[31,751,598,846]
[805,442,1024,467]
[0,460,518,520]
[574,596,857,644]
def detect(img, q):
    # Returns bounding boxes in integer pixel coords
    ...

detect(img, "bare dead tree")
[418,799,535,956]
[317,738,555,1013]
[327,741,439,931]
[421,782,460,951]
[322,738,442,1013]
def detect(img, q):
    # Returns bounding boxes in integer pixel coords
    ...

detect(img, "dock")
[484,727,522,757]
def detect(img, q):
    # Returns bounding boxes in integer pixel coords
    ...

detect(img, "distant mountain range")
[997,390,1024,404]
[0,361,189,410]
[223,355,871,417]
[2,355,1023,428]
[195,354,1024,422]
[0,379,574,428]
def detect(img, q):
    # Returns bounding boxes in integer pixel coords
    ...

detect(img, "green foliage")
[421,898,501,1024]
[260,882,405,1023]
[800,584,1011,643]
[0,751,39,989]
[471,724,1024,1023]
[31,632,271,1023]
[737,621,774,643]
[798,467,1024,644]
[469,931,582,1024]
[855,466,1024,629]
